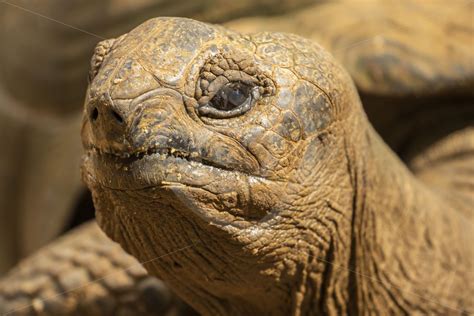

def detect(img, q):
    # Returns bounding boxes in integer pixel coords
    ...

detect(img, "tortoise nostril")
[90,107,99,121]
[111,110,124,124]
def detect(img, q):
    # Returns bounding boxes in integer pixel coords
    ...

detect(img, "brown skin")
[82,18,473,315]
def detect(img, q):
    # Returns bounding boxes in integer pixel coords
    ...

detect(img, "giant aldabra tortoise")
[0,0,316,273]
[80,15,473,316]
[1,1,473,315]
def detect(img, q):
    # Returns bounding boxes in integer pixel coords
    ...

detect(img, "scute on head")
[89,18,218,96]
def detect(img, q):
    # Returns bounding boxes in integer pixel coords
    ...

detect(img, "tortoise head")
[82,17,363,314]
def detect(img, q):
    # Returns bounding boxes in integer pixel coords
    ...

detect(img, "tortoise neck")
[350,120,472,314]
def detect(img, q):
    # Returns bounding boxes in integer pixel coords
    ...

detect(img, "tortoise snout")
[87,93,129,150]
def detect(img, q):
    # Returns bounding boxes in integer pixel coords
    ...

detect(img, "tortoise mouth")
[82,144,256,191]
[89,144,249,176]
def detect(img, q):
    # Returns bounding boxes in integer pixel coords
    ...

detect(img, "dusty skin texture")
[81,17,473,315]
[0,221,196,316]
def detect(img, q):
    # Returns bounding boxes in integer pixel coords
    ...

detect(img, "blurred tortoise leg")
[0,221,198,316]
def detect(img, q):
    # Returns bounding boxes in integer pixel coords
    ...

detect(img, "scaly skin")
[81,18,473,315]
[0,221,196,316]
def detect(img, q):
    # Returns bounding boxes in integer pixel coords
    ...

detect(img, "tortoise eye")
[198,82,260,119]
[212,82,251,111]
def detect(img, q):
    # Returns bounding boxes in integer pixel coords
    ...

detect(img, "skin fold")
[81,17,473,315]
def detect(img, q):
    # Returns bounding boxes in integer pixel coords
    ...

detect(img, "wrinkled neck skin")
[348,115,473,315]
[93,123,356,315]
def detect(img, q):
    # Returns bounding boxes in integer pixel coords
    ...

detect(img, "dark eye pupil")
[210,83,251,111]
